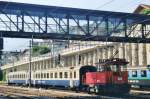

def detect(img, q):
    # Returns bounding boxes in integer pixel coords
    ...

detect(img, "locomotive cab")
[85,58,131,94]
[98,58,128,84]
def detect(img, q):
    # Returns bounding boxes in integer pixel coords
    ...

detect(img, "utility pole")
[29,36,33,88]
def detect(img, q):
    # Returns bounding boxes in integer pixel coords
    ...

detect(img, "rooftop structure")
[134,4,150,14]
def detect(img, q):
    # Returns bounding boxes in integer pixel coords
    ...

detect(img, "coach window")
[64,72,68,78]
[132,71,137,77]
[74,71,76,78]
[55,72,57,78]
[47,73,49,78]
[41,73,44,78]
[44,73,46,78]
[128,71,130,77]
[141,70,147,77]
[36,74,38,78]
[59,72,63,78]
[70,72,72,78]
[38,74,40,79]
[50,73,53,78]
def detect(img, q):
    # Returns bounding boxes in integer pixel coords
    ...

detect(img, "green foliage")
[141,9,150,15]
[0,70,3,81]
[2,71,6,81]
[32,45,51,55]
[0,70,6,81]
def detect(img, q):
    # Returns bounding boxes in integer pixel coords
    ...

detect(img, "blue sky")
[2,0,150,51]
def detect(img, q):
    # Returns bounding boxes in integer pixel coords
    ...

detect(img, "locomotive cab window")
[132,71,137,77]
[141,70,147,77]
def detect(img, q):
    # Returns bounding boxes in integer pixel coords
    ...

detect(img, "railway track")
[0,85,150,99]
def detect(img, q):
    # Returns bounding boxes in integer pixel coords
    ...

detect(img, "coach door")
[69,67,74,88]
[69,71,73,88]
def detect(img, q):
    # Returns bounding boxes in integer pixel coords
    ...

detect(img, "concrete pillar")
[85,53,88,65]
[34,62,36,70]
[119,43,125,59]
[95,49,98,63]
[65,57,68,67]
[45,60,47,69]
[31,62,34,71]
[132,43,139,67]
[90,52,93,65]
[51,59,53,68]
[125,43,131,66]
[83,54,86,65]
[69,56,72,66]
[71,56,74,66]
[103,48,106,59]
[48,60,50,68]
[139,43,147,66]
[93,50,97,65]
[147,44,150,65]
[73,55,76,66]
[75,55,78,66]
[108,46,113,59]
[142,44,147,66]
[88,53,91,65]
[39,61,42,70]
[114,44,119,58]
[97,48,102,60]
[105,48,108,59]
[50,60,52,68]
[44,60,46,69]
[80,54,83,65]
[102,48,105,59]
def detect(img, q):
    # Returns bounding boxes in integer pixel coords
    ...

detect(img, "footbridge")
[0,1,149,43]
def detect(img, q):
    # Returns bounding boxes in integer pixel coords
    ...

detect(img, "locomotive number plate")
[118,77,122,80]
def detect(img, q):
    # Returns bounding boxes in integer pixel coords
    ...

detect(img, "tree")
[32,45,51,56]
[141,9,150,15]
[0,70,3,81]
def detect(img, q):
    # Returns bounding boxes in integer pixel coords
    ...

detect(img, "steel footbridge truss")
[0,1,150,43]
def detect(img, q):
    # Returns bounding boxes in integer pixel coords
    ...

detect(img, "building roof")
[134,4,150,13]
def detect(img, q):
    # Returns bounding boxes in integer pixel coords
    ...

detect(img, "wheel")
[87,87,91,94]
[75,87,79,93]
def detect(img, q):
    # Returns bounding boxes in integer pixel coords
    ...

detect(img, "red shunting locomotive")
[81,58,130,94]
